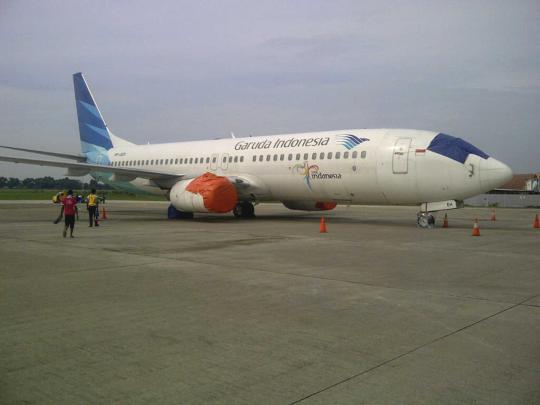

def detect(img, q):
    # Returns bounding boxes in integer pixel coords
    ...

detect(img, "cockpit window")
[427,133,489,164]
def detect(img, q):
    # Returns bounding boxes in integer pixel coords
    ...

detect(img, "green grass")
[0,189,166,201]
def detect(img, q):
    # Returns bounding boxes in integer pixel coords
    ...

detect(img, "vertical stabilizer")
[73,73,114,153]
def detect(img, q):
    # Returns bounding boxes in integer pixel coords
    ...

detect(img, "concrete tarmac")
[1,201,539,404]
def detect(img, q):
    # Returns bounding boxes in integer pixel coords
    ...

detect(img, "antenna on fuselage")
[230,132,236,139]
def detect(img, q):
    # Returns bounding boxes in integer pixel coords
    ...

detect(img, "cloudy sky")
[1,0,539,178]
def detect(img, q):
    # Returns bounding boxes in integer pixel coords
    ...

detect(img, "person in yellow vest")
[86,188,100,227]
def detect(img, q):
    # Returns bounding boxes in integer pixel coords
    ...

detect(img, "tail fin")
[73,73,114,153]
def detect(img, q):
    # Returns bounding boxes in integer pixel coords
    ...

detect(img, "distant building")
[465,173,540,207]
[499,173,540,192]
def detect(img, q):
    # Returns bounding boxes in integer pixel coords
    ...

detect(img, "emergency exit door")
[392,138,411,174]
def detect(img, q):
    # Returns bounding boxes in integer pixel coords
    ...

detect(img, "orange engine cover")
[184,172,237,213]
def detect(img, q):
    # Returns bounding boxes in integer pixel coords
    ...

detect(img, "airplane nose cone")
[480,158,513,190]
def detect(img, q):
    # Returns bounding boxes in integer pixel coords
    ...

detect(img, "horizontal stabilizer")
[0,145,86,162]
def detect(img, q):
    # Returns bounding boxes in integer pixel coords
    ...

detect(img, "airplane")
[0,73,513,228]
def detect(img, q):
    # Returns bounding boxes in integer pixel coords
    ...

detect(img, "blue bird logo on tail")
[337,134,370,150]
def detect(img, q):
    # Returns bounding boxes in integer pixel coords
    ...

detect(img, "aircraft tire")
[233,202,255,218]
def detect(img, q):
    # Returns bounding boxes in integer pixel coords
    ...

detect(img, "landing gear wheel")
[233,202,255,218]
[417,212,435,229]
[167,204,194,219]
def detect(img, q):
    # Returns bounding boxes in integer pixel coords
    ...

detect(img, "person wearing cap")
[57,189,79,238]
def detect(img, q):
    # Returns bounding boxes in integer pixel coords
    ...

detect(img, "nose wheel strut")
[417,212,435,228]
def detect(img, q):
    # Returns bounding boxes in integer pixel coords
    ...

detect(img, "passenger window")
[280,154,284,161]
[195,158,198,164]
[312,153,317,160]
[327,152,332,159]
[273,155,278,161]
[223,156,226,163]
[335,152,341,159]
[212,157,217,163]
[150,160,154,165]
[234,156,238,163]
[206,157,210,163]
[361,151,367,159]
[296,153,301,160]
[343,152,349,159]
[303,153,308,160]
[165,159,169,165]
[240,156,244,162]
[288,154,293,161]
[229,156,233,163]
[146,160,149,165]
[266,155,271,161]
[179,158,183,164]
[259,155,264,162]
[160,159,164,165]
[189,158,193,164]
[319,152,325,160]
[174,158,178,164]
[352,151,358,159]
[253,155,257,162]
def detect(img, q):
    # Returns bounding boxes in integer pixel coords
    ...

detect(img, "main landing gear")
[233,201,255,218]
[167,204,194,219]
[417,212,435,229]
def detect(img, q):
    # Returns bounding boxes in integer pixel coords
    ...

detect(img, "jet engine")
[170,172,237,213]
[282,201,337,211]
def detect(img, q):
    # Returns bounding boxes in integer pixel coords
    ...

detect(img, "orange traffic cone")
[472,218,480,236]
[319,217,327,233]
[442,213,449,228]
[101,206,108,220]
[534,214,540,229]
[490,209,496,221]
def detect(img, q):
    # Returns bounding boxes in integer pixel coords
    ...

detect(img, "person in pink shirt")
[58,189,79,238]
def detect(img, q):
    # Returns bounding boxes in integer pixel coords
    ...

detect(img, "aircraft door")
[392,138,411,174]
[221,153,229,170]
[210,153,219,171]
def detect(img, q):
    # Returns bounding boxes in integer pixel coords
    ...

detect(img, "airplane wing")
[0,145,86,162]
[0,155,184,188]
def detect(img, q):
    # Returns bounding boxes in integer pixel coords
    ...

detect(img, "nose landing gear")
[417,212,435,228]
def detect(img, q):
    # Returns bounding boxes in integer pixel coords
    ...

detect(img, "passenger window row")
[110,150,367,167]
[111,155,245,167]
[252,150,367,162]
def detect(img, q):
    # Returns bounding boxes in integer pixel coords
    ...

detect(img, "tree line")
[0,177,110,190]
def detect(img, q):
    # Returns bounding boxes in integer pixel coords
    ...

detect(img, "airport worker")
[52,191,65,204]
[58,189,78,238]
[86,188,99,227]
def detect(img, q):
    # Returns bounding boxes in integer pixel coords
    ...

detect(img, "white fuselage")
[101,128,511,206]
